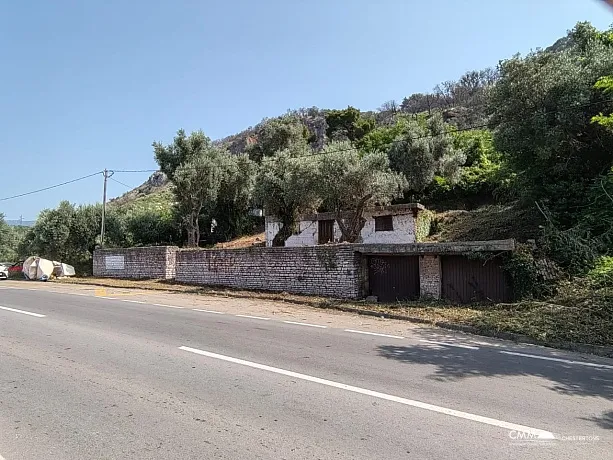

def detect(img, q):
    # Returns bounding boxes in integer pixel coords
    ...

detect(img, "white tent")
[53,262,75,278]
[23,256,55,281]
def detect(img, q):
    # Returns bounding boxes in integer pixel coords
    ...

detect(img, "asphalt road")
[0,284,612,459]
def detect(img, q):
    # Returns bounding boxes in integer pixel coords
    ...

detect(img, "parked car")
[0,263,8,280]
[8,261,23,276]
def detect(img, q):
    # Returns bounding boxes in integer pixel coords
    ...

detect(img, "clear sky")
[0,0,611,221]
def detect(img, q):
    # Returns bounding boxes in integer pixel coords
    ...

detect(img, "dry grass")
[213,233,265,249]
[428,204,544,243]
[55,277,613,351]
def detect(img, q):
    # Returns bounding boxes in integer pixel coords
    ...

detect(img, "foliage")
[153,129,255,247]
[587,256,613,288]
[592,76,613,130]
[502,246,549,300]
[423,130,502,208]
[171,146,229,247]
[355,117,410,152]
[414,209,433,242]
[254,143,320,246]
[488,22,613,227]
[325,106,375,142]
[209,153,258,243]
[316,142,407,242]
[153,129,211,180]
[0,214,25,262]
[388,113,466,192]
[244,116,309,162]
[18,202,126,274]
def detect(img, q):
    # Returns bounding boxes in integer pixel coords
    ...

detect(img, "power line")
[0,171,102,202]
[112,169,158,173]
[109,177,134,189]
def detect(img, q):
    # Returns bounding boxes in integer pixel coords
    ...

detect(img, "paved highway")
[0,283,611,459]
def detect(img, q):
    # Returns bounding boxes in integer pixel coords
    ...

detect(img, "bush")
[587,256,613,287]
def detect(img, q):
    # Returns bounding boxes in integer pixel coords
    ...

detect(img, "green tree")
[211,153,257,242]
[488,22,613,226]
[18,202,126,273]
[316,142,407,242]
[153,129,211,179]
[388,113,466,192]
[245,116,308,162]
[0,214,19,261]
[254,143,320,246]
[172,148,228,247]
[153,129,252,247]
[325,106,375,142]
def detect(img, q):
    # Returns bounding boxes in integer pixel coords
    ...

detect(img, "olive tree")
[316,142,408,242]
[254,143,320,246]
[388,113,465,192]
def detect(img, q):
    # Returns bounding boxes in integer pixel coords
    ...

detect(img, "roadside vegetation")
[4,22,613,347]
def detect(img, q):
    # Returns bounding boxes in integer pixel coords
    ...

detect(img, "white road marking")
[193,309,225,314]
[344,329,404,339]
[420,339,479,350]
[179,346,555,439]
[283,320,327,329]
[121,300,147,304]
[0,305,46,318]
[152,303,184,309]
[236,314,270,320]
[500,351,613,370]
[98,296,118,300]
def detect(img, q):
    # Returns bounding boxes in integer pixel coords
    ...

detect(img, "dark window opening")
[374,215,393,232]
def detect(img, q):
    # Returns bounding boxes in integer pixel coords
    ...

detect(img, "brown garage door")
[368,256,420,302]
[441,256,511,303]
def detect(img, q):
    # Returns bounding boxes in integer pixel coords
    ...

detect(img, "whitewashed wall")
[266,211,417,246]
[360,211,417,244]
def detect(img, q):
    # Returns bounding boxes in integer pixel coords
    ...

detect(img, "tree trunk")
[335,195,371,243]
[272,214,298,247]
[185,213,198,247]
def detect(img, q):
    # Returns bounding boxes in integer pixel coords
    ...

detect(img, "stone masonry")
[176,245,363,299]
[93,246,178,279]
[419,255,441,299]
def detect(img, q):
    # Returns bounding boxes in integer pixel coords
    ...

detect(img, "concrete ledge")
[353,239,515,255]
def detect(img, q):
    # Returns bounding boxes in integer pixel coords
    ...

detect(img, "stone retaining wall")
[93,246,178,279]
[176,246,363,298]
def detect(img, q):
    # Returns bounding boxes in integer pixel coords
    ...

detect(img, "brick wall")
[93,246,178,279]
[419,255,441,299]
[176,245,363,298]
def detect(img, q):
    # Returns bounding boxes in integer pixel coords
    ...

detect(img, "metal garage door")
[441,255,511,303]
[368,256,420,302]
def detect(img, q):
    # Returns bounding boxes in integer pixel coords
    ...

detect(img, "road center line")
[283,320,327,329]
[420,339,479,350]
[0,305,46,318]
[179,346,555,439]
[344,329,404,339]
[152,303,184,309]
[236,314,270,320]
[500,351,613,370]
[193,309,225,314]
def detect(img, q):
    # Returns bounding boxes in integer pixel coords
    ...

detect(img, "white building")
[265,203,427,247]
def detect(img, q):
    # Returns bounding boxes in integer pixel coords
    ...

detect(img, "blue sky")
[0,0,611,220]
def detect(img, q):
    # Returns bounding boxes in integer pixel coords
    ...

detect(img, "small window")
[374,215,393,232]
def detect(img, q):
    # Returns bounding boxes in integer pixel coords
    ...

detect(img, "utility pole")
[100,169,114,246]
